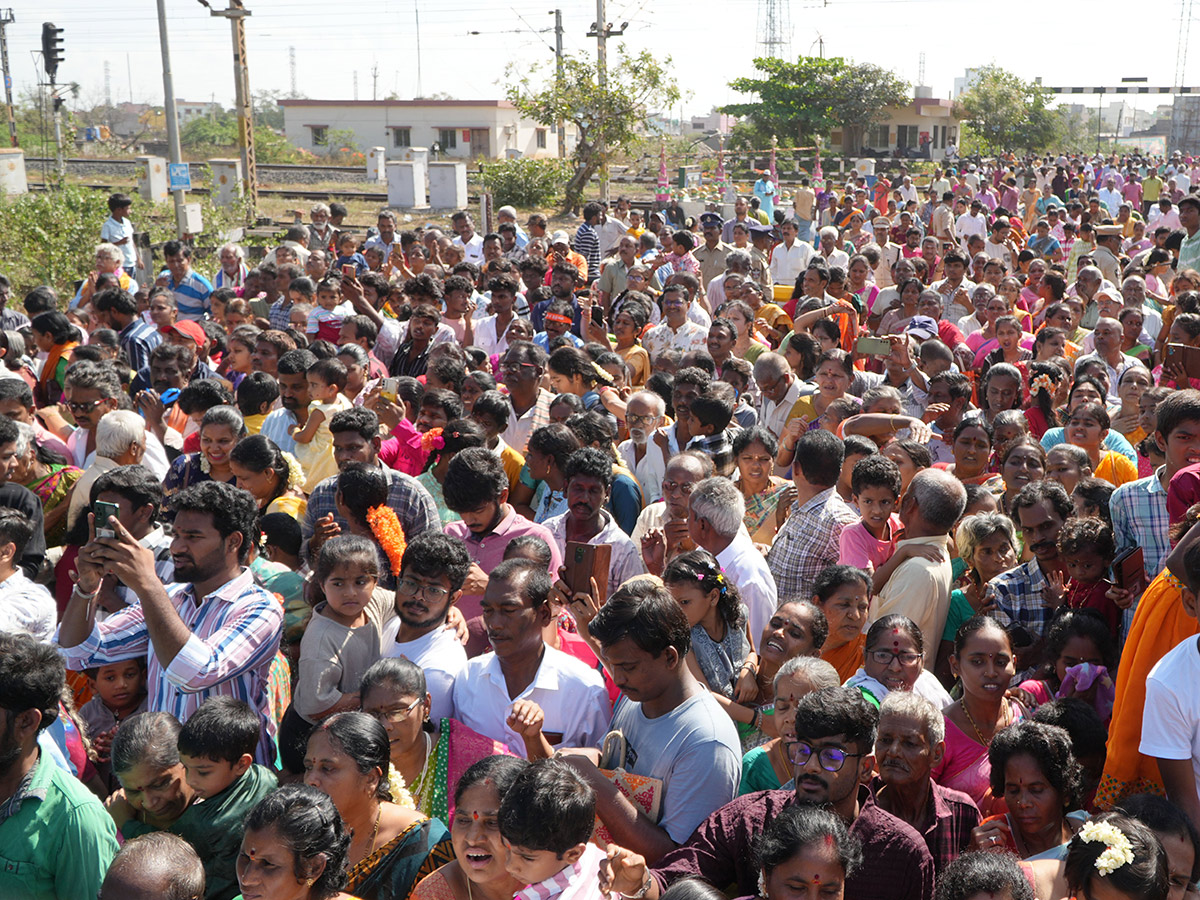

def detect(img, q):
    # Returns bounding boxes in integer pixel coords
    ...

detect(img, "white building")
[277,99,574,160]
[176,99,222,126]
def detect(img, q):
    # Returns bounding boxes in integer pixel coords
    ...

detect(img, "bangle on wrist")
[621,872,653,900]
[73,583,100,601]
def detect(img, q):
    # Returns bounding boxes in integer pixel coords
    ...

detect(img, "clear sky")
[10,0,1191,127]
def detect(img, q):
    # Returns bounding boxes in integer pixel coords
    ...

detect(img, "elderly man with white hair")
[688,475,779,644]
[869,468,966,665]
[65,409,146,534]
[496,205,529,249]
[872,692,981,874]
[816,226,850,270]
[100,832,205,900]
[618,390,669,505]
[213,242,248,290]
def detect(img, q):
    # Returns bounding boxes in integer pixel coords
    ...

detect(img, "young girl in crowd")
[936,513,1019,683]
[286,535,389,774]
[663,550,756,706]
[291,357,351,492]
[1016,609,1117,720]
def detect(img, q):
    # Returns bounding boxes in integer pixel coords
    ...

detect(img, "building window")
[896,124,918,148]
[438,128,457,149]
[392,127,411,148]
[310,125,328,147]
[867,124,889,148]
[536,128,547,149]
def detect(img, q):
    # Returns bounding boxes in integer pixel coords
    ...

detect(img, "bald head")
[100,833,205,900]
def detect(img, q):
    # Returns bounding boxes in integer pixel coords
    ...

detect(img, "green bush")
[477,157,571,208]
[0,184,265,295]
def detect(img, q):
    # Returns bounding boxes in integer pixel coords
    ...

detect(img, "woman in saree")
[12,421,80,545]
[933,615,1024,817]
[359,658,510,825]
[1096,475,1200,809]
[734,426,795,545]
[410,756,529,900]
[304,711,454,900]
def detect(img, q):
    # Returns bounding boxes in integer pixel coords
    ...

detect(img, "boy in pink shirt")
[838,454,903,572]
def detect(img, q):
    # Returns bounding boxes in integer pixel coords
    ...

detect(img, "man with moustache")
[260,349,317,454]
[58,481,284,763]
[631,451,714,576]
[543,448,644,600]
[985,480,1074,677]
[382,531,472,722]
[871,692,979,873]
[618,390,669,505]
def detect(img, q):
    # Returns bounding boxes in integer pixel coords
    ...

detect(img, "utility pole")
[209,1,258,215]
[0,10,16,147]
[155,0,186,236]
[551,9,565,160]
[414,1,423,99]
[372,63,379,101]
[587,0,626,202]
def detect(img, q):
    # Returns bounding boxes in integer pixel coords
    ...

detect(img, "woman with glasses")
[359,658,511,824]
[846,615,952,710]
[933,615,1023,817]
[303,711,453,900]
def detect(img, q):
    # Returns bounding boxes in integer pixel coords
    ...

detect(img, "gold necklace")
[960,696,1008,747]
[353,804,382,869]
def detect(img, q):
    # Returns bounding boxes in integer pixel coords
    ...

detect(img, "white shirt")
[453,232,485,265]
[757,378,801,441]
[1143,635,1200,790]
[619,438,669,506]
[451,645,611,755]
[818,247,850,271]
[955,212,988,247]
[543,509,645,600]
[474,315,515,358]
[1151,208,1182,231]
[898,183,919,205]
[770,240,815,286]
[642,319,708,360]
[0,569,55,641]
[381,622,467,724]
[715,528,779,648]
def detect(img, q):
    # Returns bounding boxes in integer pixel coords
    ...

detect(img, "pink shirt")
[838,514,901,571]
[445,506,563,619]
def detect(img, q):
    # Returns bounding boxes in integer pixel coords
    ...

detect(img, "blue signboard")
[168,162,191,191]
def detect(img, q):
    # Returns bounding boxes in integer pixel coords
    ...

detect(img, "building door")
[470,128,490,159]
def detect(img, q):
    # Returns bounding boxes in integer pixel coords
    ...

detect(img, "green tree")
[721,57,909,146]
[954,66,1061,153]
[506,45,680,214]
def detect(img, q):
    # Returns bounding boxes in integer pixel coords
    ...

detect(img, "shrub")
[477,157,571,208]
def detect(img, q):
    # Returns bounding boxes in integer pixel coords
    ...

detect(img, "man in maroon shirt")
[601,687,935,900]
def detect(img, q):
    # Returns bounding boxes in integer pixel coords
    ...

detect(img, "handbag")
[591,730,664,846]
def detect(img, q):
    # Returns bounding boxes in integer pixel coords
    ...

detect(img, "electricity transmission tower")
[756,0,791,59]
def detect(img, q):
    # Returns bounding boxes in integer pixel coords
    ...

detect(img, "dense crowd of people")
[10,149,1200,900]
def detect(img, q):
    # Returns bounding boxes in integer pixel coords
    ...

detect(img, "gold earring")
[306,878,315,887]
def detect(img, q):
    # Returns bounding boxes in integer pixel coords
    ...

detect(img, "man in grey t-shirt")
[556,581,741,863]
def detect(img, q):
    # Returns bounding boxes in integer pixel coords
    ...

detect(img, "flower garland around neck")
[366,504,407,577]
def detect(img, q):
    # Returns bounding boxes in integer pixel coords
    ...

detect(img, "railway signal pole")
[0,10,15,147]
[209,1,257,214]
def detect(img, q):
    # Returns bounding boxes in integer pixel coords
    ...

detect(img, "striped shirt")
[161,269,214,321]
[118,318,162,373]
[58,567,283,763]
